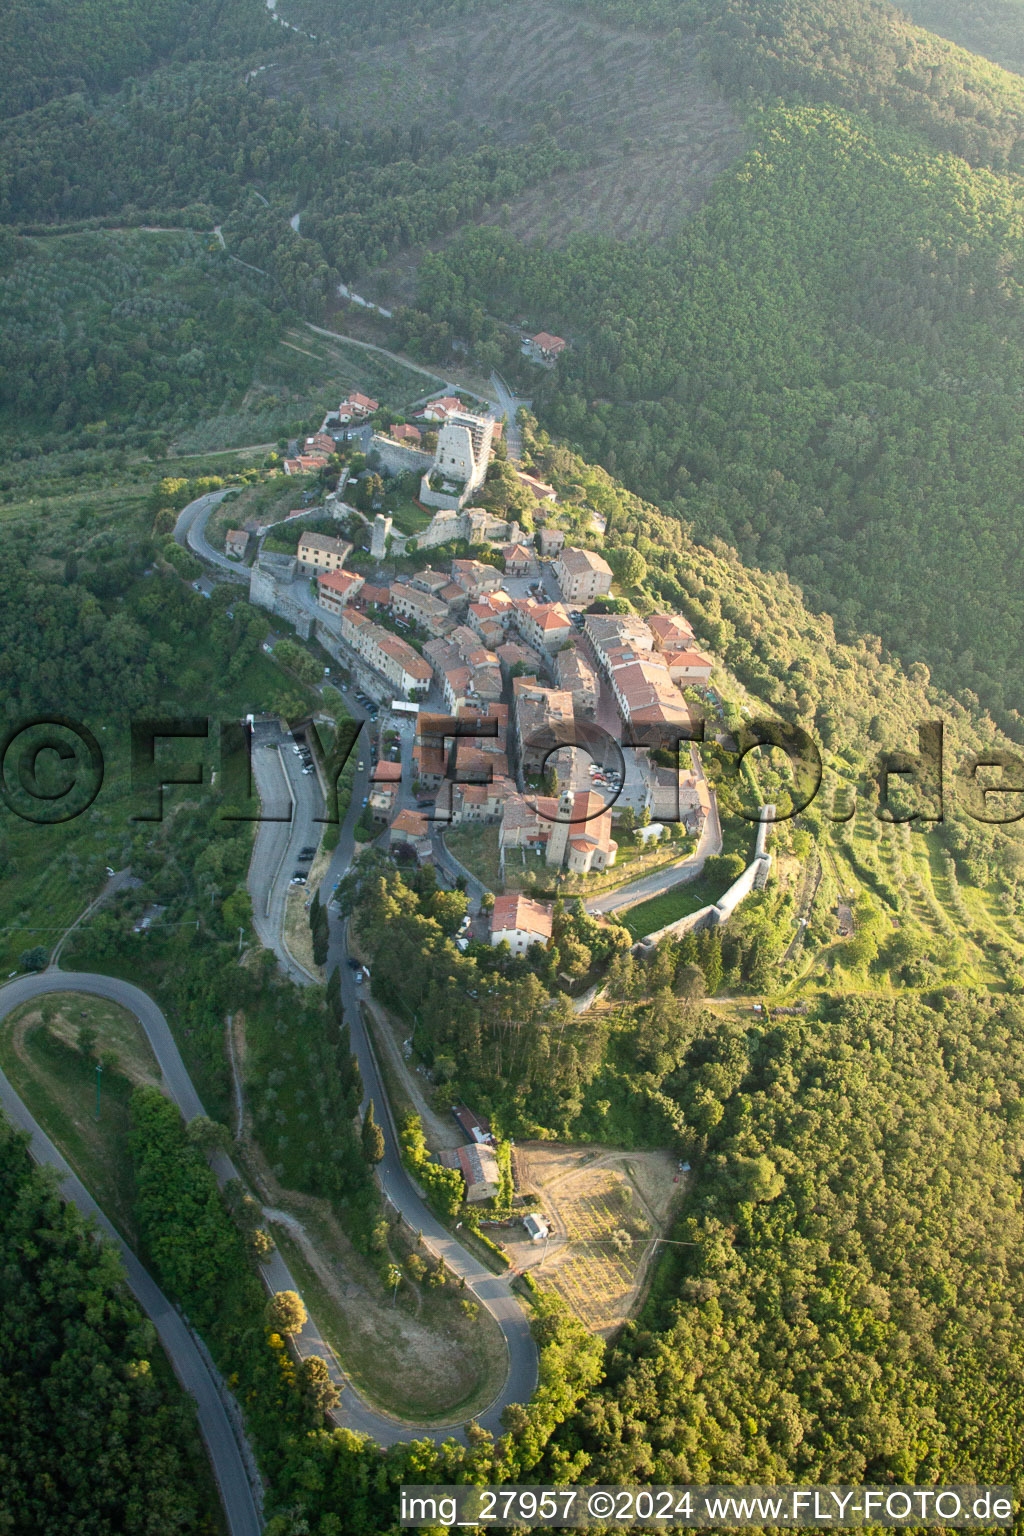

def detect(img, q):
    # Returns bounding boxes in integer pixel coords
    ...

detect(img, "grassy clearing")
[508,1143,679,1333]
[622,884,709,940]
[272,1223,508,1424]
[0,995,156,1241]
[382,486,433,536]
[558,837,693,899]
[444,824,503,891]
[41,992,163,1086]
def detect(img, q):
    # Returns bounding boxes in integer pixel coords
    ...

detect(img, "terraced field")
[508,1143,679,1333]
[270,0,746,247]
[174,326,434,455]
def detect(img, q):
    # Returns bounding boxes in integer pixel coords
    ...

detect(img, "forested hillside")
[571,0,1024,168]
[7,0,1024,1525]
[0,0,281,118]
[900,0,1024,77]
[418,105,1024,723]
[5,0,1024,721]
[557,989,1024,1485]
[0,231,282,434]
[0,1122,213,1533]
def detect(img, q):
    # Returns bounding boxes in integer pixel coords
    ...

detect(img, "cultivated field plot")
[173,326,431,455]
[270,0,746,249]
[507,1143,683,1334]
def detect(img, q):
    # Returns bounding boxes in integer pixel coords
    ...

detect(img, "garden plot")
[505,1143,682,1334]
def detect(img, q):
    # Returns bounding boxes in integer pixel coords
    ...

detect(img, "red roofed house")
[389,423,422,444]
[467,602,506,650]
[501,542,534,576]
[338,391,379,422]
[648,613,697,652]
[422,395,463,422]
[490,893,553,956]
[317,568,364,618]
[609,655,691,729]
[512,597,572,652]
[515,471,557,504]
[523,332,568,366]
[454,1142,500,1202]
[283,455,329,475]
[661,648,713,685]
[452,1104,493,1143]
[388,808,431,859]
[358,583,391,610]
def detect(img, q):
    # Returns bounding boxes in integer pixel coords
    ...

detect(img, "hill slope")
[419,105,1024,720]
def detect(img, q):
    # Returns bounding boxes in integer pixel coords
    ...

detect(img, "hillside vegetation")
[0,0,282,119]
[901,0,1024,77]
[0,1121,213,1533]
[6,0,1024,1525]
[419,104,1024,722]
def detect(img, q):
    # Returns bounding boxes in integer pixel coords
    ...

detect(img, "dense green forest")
[556,988,1024,1486]
[0,231,282,434]
[901,0,1024,77]
[8,0,1024,1525]
[0,1121,214,1533]
[416,104,1024,724]
[0,0,285,119]
[569,0,1024,169]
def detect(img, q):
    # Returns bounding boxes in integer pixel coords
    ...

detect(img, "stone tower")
[370,512,392,559]
[545,787,575,868]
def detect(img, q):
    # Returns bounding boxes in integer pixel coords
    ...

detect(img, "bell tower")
[545,787,576,867]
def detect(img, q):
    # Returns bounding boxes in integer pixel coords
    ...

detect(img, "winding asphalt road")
[174,488,248,580]
[489,371,529,462]
[245,701,539,1442]
[0,972,263,1536]
[584,748,724,916]
[173,486,540,1437]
